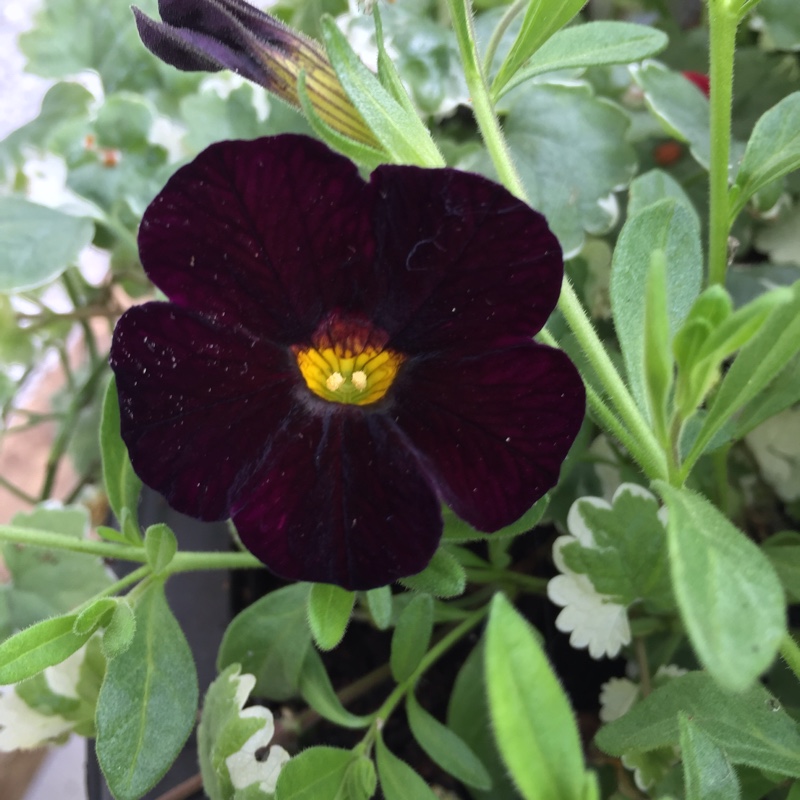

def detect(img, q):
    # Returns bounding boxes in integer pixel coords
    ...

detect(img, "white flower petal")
[44,644,87,699]
[0,689,73,751]
[599,678,639,722]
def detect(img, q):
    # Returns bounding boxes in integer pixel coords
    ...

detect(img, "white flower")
[221,672,290,796]
[745,408,800,502]
[598,677,639,723]
[0,644,88,752]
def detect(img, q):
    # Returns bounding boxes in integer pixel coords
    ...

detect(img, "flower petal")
[110,302,297,520]
[138,135,374,344]
[367,165,563,352]
[231,411,442,590]
[392,343,584,531]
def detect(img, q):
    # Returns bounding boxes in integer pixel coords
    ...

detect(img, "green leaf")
[485,593,589,800]
[610,198,702,418]
[102,600,137,659]
[0,614,92,684]
[74,598,118,636]
[364,587,392,630]
[763,531,800,602]
[643,250,674,439]
[730,92,800,221]
[95,93,155,151]
[297,71,387,171]
[406,691,491,789]
[596,671,800,778]
[376,733,439,800]
[343,756,377,800]
[96,581,198,800]
[390,593,433,682]
[307,584,354,651]
[447,639,519,800]
[442,495,549,542]
[560,485,673,611]
[685,282,800,467]
[491,0,586,97]
[0,505,113,639]
[297,648,370,729]
[489,84,637,257]
[655,483,785,691]
[752,0,800,51]
[198,664,287,800]
[399,547,466,598]
[372,6,417,116]
[275,746,353,800]
[734,351,800,437]
[218,583,312,701]
[0,196,94,293]
[144,523,178,575]
[500,21,668,97]
[628,169,699,221]
[631,60,713,169]
[320,16,444,167]
[99,376,142,538]
[679,714,741,800]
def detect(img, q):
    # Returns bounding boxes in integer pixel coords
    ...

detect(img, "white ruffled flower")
[598,677,639,723]
[548,484,664,659]
[223,672,290,796]
[0,643,87,751]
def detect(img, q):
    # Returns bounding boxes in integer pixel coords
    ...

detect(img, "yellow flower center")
[294,315,405,406]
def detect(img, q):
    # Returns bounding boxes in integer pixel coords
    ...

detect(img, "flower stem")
[372,604,489,723]
[445,0,526,199]
[707,0,739,286]
[482,0,526,77]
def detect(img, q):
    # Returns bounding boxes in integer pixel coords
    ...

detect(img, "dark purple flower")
[133,0,377,146]
[110,134,585,590]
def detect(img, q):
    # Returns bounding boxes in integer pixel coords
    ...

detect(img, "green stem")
[483,0,526,76]
[557,282,671,482]
[466,567,547,594]
[373,605,489,722]
[445,0,527,199]
[707,0,739,285]
[169,550,265,572]
[62,269,100,364]
[0,474,37,505]
[780,633,800,683]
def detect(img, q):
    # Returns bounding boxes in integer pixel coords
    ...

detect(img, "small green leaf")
[96,581,198,800]
[74,598,118,636]
[679,713,741,800]
[344,756,377,800]
[376,733,439,800]
[631,60,713,169]
[491,0,586,97]
[95,93,155,150]
[731,92,800,221]
[100,377,142,535]
[406,691,491,789]
[485,594,589,800]
[101,600,136,659]
[364,587,392,630]
[144,523,178,574]
[643,250,674,440]
[0,197,94,293]
[373,6,417,116]
[655,482,785,691]
[734,351,800,437]
[753,0,800,51]
[685,282,800,467]
[390,593,433,683]
[399,548,466,598]
[320,16,444,167]
[218,583,312,700]
[297,648,370,729]
[275,746,353,800]
[763,531,800,602]
[628,169,698,222]
[307,583,354,651]
[610,198,702,418]
[0,614,91,684]
[500,21,668,97]
[596,672,800,778]
[442,495,549,542]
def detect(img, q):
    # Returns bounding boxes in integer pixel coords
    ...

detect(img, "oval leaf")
[399,547,466,598]
[144,523,178,574]
[679,713,741,800]
[95,581,198,800]
[0,197,94,293]
[485,593,588,800]
[655,482,785,691]
[276,746,353,800]
[390,593,433,683]
[307,583,354,651]
[365,586,392,630]
[376,733,439,800]
[406,691,491,790]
